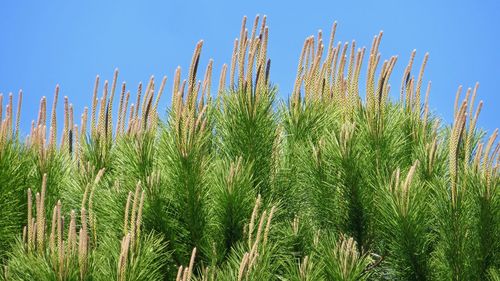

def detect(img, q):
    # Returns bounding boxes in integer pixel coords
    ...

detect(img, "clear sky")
[0,0,499,136]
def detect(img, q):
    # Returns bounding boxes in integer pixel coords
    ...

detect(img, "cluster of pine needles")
[0,15,498,280]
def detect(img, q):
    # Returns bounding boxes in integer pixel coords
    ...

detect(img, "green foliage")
[0,15,498,281]
[207,157,256,263]
[93,233,168,281]
[157,119,211,265]
[317,234,373,281]
[216,88,278,201]
[375,162,433,280]
[5,238,96,281]
[0,142,30,261]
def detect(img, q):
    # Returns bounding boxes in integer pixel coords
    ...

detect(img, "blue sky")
[0,0,499,135]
